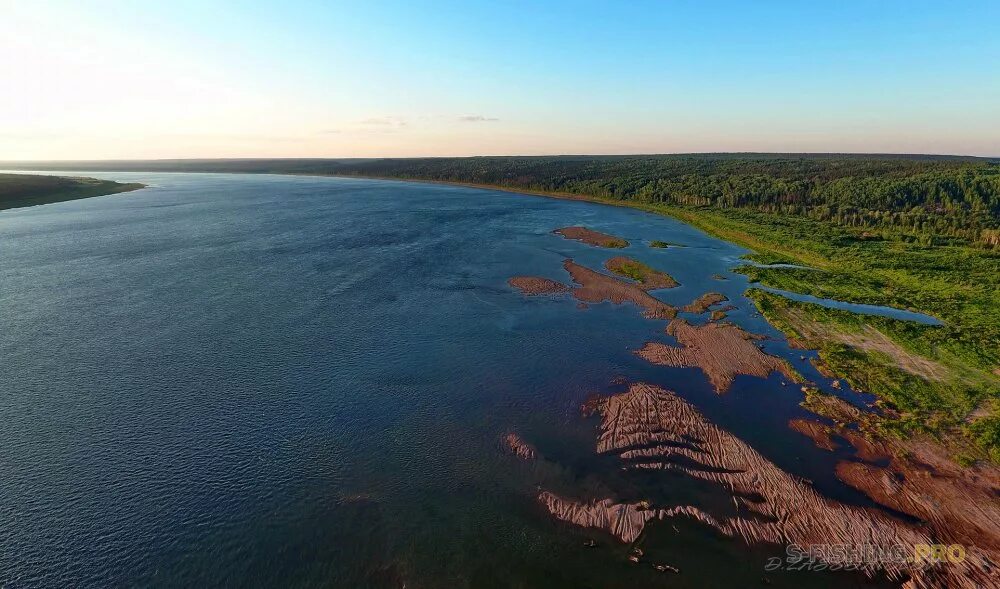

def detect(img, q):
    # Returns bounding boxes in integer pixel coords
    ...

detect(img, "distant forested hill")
[5,154,999,243]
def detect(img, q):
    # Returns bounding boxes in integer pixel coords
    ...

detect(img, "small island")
[0,173,144,212]
[604,256,678,289]
[554,226,629,248]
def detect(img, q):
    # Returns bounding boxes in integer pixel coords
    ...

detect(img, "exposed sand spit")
[539,492,721,544]
[788,418,841,451]
[543,383,995,587]
[508,276,570,295]
[564,260,676,319]
[682,292,729,314]
[637,320,799,392]
[554,226,629,248]
[603,256,678,290]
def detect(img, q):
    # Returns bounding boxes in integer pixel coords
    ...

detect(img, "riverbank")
[341,174,1000,462]
[0,173,144,212]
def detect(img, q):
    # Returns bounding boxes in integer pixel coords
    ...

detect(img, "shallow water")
[758,287,943,325]
[1,173,893,588]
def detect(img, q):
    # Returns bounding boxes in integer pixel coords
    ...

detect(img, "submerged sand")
[508,276,570,295]
[504,433,538,460]
[503,236,998,586]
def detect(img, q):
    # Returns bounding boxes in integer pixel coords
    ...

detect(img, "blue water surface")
[0,173,893,588]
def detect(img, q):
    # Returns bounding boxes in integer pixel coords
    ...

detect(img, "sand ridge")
[504,433,538,460]
[790,395,1000,560]
[537,383,995,588]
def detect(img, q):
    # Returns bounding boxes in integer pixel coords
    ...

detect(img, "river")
[0,173,895,588]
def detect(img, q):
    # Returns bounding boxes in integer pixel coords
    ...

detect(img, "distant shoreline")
[0,173,145,212]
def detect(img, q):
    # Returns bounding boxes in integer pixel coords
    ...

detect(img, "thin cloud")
[458,115,499,122]
[359,116,407,127]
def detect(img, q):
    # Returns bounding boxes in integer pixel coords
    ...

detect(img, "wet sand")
[564,260,676,319]
[637,320,800,393]
[791,394,1000,584]
[504,433,538,460]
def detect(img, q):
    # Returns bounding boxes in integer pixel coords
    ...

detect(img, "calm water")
[0,173,894,588]
[758,287,942,325]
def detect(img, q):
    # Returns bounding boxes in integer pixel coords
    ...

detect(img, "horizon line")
[3,151,1000,163]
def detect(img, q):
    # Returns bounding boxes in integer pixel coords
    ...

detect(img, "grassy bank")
[644,206,999,461]
[749,289,999,459]
[0,173,144,212]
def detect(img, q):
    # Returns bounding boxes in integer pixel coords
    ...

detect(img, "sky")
[2,0,999,160]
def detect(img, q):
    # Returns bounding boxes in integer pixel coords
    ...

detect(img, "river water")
[0,173,897,588]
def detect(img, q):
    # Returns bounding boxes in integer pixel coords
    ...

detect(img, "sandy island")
[564,260,676,319]
[637,319,800,392]
[682,292,728,314]
[554,226,629,248]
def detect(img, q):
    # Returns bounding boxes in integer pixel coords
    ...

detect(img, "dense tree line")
[326,155,1000,244]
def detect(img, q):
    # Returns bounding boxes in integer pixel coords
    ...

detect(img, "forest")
[324,155,1000,244]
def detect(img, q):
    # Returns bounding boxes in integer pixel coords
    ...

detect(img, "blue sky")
[2,0,999,158]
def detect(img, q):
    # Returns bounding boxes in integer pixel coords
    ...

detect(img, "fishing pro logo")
[913,543,966,565]
[765,542,967,571]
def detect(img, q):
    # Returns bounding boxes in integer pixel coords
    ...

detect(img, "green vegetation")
[610,261,647,281]
[665,205,1000,460]
[649,240,672,248]
[0,173,143,211]
[749,289,998,456]
[605,257,678,288]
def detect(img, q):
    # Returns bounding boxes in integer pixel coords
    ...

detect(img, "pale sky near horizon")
[3,0,999,160]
